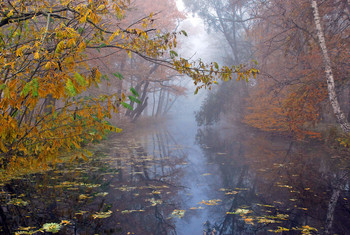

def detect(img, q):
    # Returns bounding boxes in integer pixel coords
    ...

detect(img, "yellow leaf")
[81,154,88,161]
[34,52,40,60]
[45,62,51,70]
[55,41,65,53]
[244,218,254,225]
[7,10,14,17]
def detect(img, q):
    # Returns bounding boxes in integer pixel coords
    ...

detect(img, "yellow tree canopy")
[0,0,256,171]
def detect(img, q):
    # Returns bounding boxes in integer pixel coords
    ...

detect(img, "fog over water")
[1,0,350,234]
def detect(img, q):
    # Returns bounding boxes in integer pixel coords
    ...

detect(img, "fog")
[1,0,350,234]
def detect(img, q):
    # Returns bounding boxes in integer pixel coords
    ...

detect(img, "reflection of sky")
[167,102,223,234]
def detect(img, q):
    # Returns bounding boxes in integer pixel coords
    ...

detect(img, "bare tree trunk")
[131,97,148,122]
[155,89,165,117]
[162,90,170,116]
[325,187,340,234]
[163,95,178,115]
[311,0,350,133]
[324,171,347,234]
[152,89,156,117]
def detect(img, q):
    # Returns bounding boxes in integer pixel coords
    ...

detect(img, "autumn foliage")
[243,0,349,138]
[0,0,256,171]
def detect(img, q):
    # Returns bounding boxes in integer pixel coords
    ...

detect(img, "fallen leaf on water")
[121,209,145,214]
[233,208,251,215]
[79,194,88,200]
[75,210,88,215]
[198,199,222,206]
[92,210,112,219]
[171,209,185,218]
[225,191,238,195]
[95,192,108,197]
[244,217,254,225]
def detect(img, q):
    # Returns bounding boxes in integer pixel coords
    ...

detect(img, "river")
[1,110,350,234]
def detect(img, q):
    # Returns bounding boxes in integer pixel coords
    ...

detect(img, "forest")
[192,0,350,138]
[0,0,349,234]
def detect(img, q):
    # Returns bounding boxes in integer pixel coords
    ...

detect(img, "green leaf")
[11,109,18,117]
[130,87,139,97]
[20,79,38,97]
[128,95,141,104]
[78,27,85,34]
[32,78,39,97]
[21,82,32,96]
[214,62,219,69]
[0,84,6,90]
[52,111,58,119]
[170,50,178,59]
[96,43,106,53]
[74,72,87,86]
[101,74,109,81]
[121,102,133,110]
[99,95,107,102]
[112,72,124,80]
[180,30,188,37]
[99,43,107,48]
[66,79,77,97]
[194,87,199,95]
[24,20,29,31]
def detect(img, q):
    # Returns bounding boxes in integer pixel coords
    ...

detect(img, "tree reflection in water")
[0,128,187,235]
[1,125,350,234]
[196,126,350,235]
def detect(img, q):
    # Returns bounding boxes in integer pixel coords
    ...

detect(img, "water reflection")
[1,124,350,234]
[196,126,350,234]
[0,128,187,234]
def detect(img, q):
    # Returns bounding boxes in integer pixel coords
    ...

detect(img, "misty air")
[0,0,349,234]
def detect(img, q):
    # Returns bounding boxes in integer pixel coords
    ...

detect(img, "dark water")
[1,116,350,234]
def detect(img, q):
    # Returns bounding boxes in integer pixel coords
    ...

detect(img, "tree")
[311,0,350,133]
[241,0,349,138]
[184,0,258,124]
[88,0,186,122]
[0,0,256,171]
[183,0,254,64]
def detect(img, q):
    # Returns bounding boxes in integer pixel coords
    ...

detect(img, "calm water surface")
[1,115,350,234]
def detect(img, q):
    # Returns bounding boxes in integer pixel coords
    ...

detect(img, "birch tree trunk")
[311,0,350,133]
[325,187,340,234]
[324,171,347,234]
